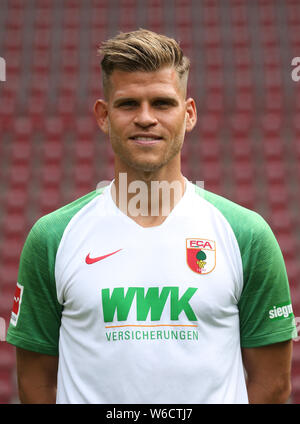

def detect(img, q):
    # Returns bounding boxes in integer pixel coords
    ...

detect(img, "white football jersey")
[7,180,297,403]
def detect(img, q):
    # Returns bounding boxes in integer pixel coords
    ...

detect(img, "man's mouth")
[129,135,163,145]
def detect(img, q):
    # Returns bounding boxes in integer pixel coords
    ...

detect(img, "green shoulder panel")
[6,189,102,355]
[194,185,297,347]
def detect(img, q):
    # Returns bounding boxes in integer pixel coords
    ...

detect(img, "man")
[6,29,297,404]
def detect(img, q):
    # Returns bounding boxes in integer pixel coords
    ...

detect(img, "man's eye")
[118,101,137,108]
[153,100,173,108]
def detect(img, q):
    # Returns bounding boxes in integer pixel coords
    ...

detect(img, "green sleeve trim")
[6,333,59,356]
[241,324,298,348]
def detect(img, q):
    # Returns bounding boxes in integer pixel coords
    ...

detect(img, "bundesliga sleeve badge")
[10,282,24,326]
[186,238,216,275]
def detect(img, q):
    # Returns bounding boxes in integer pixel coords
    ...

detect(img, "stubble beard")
[110,134,184,174]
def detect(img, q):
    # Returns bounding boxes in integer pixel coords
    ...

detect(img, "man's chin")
[129,162,165,175]
[119,155,167,174]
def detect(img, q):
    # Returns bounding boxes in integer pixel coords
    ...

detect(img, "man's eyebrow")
[113,96,179,107]
[152,96,179,105]
[113,97,137,107]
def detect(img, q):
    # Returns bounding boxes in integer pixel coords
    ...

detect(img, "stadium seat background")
[0,0,299,403]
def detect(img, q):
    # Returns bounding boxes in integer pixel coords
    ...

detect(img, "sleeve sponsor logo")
[268,302,294,320]
[10,282,24,327]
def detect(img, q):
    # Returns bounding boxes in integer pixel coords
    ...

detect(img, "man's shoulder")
[40,189,101,223]
[195,185,264,224]
[193,184,274,247]
[28,189,103,247]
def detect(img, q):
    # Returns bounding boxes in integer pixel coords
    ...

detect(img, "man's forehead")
[108,67,183,98]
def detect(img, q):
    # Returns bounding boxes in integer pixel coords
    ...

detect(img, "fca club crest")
[186,238,216,275]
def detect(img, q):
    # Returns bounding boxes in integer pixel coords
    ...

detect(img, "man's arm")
[16,347,58,404]
[242,340,293,404]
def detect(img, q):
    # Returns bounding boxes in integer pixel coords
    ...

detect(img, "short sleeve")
[237,214,297,347]
[6,218,63,355]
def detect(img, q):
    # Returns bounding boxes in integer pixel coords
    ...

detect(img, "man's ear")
[94,99,109,134]
[185,98,197,132]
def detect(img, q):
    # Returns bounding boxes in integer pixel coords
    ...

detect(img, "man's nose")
[133,104,158,128]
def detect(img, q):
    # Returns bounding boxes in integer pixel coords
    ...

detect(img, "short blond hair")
[98,28,190,98]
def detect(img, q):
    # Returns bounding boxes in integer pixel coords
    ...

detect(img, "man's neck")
[111,168,186,228]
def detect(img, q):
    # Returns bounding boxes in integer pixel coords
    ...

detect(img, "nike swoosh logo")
[85,249,122,265]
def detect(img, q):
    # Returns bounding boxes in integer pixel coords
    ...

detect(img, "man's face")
[95,66,197,174]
